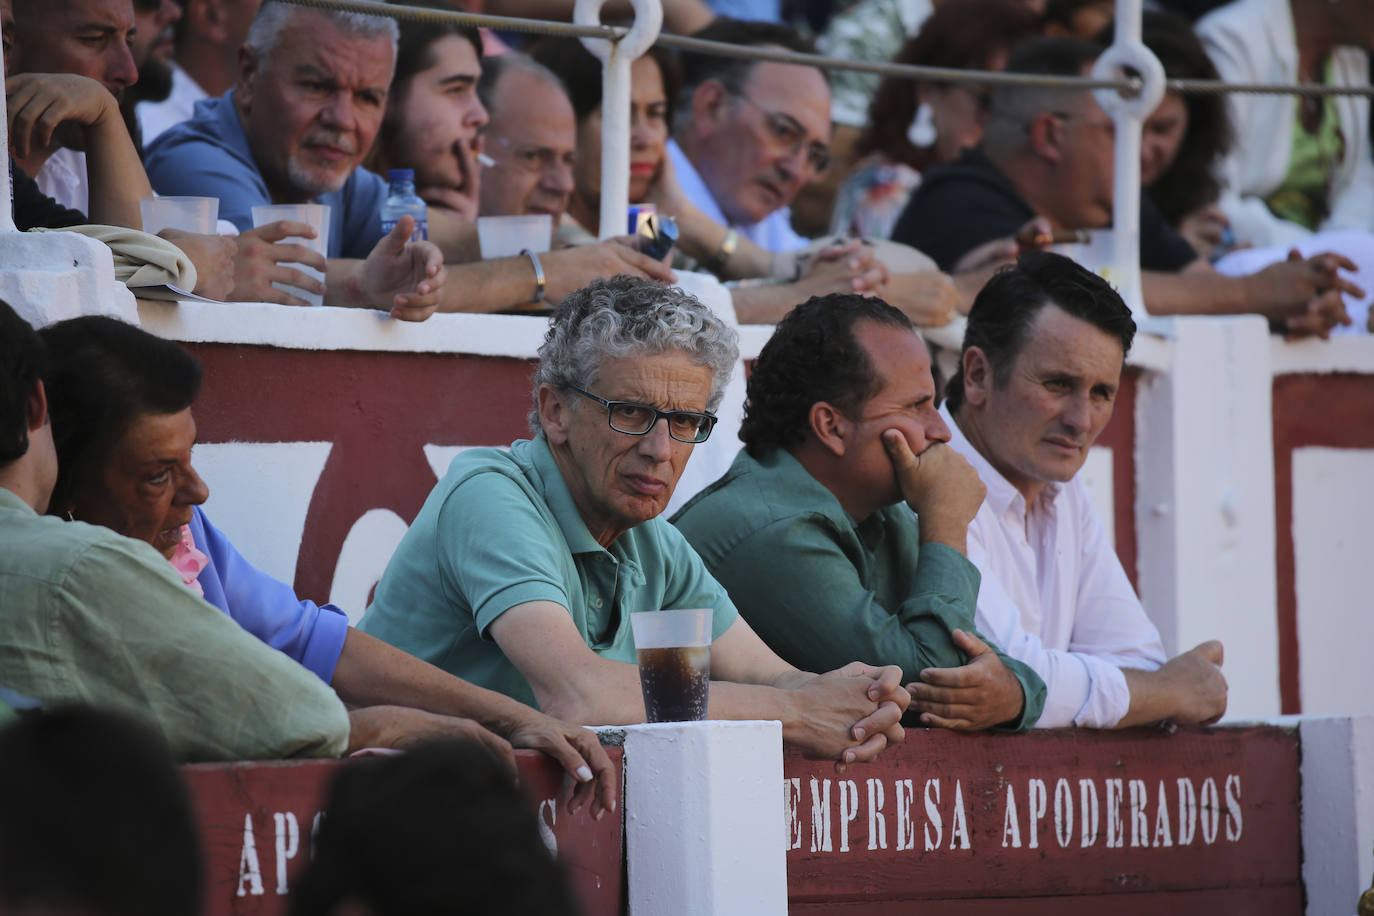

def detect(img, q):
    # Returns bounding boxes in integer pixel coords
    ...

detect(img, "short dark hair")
[0,706,202,916]
[531,37,681,126]
[1044,0,1111,33]
[944,250,1135,411]
[289,740,580,916]
[740,294,912,456]
[677,17,823,110]
[1004,34,1101,77]
[0,300,44,465]
[390,0,482,102]
[39,316,202,517]
[374,1,482,173]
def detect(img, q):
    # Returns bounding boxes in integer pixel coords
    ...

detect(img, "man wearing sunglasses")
[361,277,912,771]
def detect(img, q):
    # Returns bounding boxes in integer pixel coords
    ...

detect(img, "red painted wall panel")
[185,748,625,915]
[1271,372,1374,713]
[783,726,1299,907]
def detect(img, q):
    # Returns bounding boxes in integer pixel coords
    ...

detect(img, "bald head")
[477,55,576,226]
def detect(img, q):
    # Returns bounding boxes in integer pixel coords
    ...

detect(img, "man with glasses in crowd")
[668,18,976,328]
[360,277,912,771]
[476,54,578,232]
[670,19,833,254]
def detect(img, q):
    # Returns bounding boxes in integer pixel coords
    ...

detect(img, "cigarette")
[476,152,496,168]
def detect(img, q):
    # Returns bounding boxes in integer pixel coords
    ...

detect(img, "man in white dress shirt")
[943,250,1229,728]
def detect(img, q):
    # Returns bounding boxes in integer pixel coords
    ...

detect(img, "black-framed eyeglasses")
[565,385,718,443]
[728,91,832,175]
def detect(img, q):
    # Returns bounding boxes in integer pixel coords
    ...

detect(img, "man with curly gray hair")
[363,276,910,769]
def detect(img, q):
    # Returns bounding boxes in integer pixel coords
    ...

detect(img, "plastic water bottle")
[380,169,428,242]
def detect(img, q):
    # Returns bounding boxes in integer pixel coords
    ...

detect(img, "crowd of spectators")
[0,0,1368,901]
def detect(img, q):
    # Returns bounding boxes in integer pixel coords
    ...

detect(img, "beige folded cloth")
[32,225,198,291]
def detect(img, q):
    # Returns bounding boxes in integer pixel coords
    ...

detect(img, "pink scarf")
[168,525,209,596]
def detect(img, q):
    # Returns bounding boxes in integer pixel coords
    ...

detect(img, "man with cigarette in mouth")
[473,54,578,232]
[145,0,678,317]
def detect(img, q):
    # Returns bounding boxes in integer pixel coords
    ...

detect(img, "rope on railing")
[1165,78,1374,98]
[276,0,1374,99]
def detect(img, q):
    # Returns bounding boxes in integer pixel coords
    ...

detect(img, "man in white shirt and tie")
[942,250,1229,729]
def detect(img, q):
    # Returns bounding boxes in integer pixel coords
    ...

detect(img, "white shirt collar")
[940,402,1059,520]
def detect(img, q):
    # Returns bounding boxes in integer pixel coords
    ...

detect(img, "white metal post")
[1093,0,1163,320]
[0,38,15,232]
[574,0,663,240]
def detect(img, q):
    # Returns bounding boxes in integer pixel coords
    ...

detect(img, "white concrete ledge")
[138,298,551,357]
[1270,335,1374,375]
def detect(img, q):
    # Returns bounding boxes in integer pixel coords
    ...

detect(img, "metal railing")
[2,0,1369,311]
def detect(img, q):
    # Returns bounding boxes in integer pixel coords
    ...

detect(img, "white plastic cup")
[251,203,331,307]
[630,608,712,722]
[476,214,552,259]
[140,196,219,235]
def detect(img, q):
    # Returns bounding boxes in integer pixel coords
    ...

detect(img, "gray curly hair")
[531,276,739,433]
[246,1,399,68]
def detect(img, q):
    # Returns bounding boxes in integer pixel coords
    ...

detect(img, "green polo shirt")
[0,488,348,761]
[671,447,1045,731]
[359,435,738,709]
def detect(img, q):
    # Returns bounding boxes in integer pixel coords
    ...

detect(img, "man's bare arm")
[431,240,676,313]
[332,628,616,817]
[7,73,151,228]
[1116,641,1228,728]
[488,600,907,768]
[1143,254,1362,337]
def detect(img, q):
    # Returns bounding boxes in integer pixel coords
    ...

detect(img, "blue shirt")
[189,507,350,684]
[359,436,739,709]
[667,139,810,253]
[143,92,388,259]
[704,0,780,21]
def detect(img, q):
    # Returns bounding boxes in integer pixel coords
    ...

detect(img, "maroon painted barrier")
[185,725,1299,915]
[185,748,625,916]
[783,725,1301,914]
[1271,372,1374,714]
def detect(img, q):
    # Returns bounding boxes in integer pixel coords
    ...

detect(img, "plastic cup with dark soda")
[629,608,712,723]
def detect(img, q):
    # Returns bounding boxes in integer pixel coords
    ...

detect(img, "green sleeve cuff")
[992,655,1048,733]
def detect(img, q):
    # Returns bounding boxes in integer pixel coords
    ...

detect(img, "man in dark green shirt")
[673,294,1046,731]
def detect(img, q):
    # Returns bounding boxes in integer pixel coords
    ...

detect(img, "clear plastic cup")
[630,608,712,722]
[250,203,331,308]
[140,196,219,235]
[476,214,552,259]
